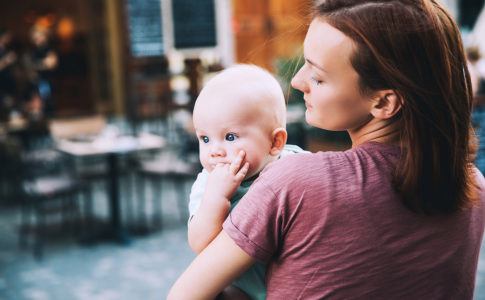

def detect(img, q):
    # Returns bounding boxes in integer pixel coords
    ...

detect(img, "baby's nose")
[210,145,226,157]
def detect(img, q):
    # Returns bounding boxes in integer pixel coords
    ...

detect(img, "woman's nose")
[291,68,307,93]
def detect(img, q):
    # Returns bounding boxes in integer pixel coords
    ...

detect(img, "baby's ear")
[270,128,287,156]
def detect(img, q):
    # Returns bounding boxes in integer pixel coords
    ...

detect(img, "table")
[57,133,166,244]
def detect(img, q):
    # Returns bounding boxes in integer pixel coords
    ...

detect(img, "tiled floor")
[2,180,485,299]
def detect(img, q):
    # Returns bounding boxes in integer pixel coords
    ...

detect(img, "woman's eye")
[201,136,209,143]
[311,76,323,86]
[225,133,237,141]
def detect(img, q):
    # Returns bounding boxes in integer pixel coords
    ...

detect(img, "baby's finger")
[212,162,225,172]
[235,162,249,181]
[230,150,245,174]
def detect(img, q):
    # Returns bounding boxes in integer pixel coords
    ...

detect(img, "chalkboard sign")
[126,0,164,57]
[172,0,217,49]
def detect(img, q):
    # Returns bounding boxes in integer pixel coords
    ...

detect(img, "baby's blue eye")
[225,133,237,141]
[201,136,209,143]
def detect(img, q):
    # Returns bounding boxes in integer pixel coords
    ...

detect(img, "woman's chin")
[305,112,321,129]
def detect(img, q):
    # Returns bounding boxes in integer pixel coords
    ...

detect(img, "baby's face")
[193,96,275,179]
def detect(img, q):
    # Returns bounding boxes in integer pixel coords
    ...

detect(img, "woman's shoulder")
[273,149,332,166]
[260,149,347,183]
[261,142,400,184]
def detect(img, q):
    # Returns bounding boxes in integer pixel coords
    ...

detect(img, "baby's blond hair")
[196,64,287,128]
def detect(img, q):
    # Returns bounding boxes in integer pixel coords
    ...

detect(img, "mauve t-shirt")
[223,142,485,299]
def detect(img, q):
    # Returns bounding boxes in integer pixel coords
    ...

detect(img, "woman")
[169,0,485,298]
[28,25,58,117]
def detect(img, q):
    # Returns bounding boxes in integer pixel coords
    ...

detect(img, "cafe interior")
[1,0,485,299]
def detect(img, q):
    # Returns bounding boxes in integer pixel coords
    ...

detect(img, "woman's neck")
[348,116,401,147]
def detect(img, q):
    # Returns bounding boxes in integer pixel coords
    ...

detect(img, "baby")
[188,64,304,300]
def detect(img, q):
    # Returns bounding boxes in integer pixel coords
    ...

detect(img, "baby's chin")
[244,169,259,180]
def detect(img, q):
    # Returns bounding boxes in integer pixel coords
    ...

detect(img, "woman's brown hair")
[314,0,478,214]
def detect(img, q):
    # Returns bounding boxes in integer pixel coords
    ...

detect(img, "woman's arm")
[168,230,255,299]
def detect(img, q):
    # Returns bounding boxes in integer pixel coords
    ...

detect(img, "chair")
[0,137,91,260]
[19,175,90,260]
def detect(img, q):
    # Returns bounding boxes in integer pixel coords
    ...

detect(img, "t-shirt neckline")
[355,141,401,155]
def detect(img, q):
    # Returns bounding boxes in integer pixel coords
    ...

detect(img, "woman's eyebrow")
[305,58,328,73]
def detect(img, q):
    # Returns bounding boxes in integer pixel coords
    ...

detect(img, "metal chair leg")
[72,193,82,235]
[18,201,30,249]
[62,196,69,230]
[34,203,45,260]
[124,172,135,229]
[153,179,163,229]
[82,187,93,237]
[136,175,148,232]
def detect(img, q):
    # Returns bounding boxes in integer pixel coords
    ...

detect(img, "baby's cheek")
[199,152,211,171]
[244,155,259,172]
[227,148,243,162]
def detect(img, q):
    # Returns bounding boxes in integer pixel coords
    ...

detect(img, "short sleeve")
[188,169,209,218]
[223,174,286,263]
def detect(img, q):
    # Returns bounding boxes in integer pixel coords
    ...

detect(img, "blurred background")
[0,0,484,299]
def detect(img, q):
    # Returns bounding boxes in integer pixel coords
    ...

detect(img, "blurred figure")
[0,28,17,122]
[27,25,58,117]
[469,47,485,174]
[467,46,482,98]
[21,83,43,121]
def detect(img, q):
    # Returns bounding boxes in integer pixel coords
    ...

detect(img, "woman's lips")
[304,99,312,108]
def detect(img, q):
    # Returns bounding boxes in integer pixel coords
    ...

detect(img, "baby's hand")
[205,150,249,200]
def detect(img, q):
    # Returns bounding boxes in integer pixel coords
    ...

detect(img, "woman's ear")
[270,128,288,156]
[370,90,402,120]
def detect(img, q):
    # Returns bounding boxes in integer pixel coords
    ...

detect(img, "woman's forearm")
[169,231,255,299]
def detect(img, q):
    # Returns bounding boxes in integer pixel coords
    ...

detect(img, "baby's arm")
[188,151,249,253]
